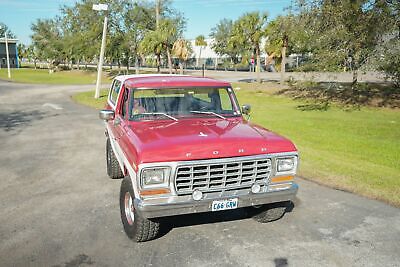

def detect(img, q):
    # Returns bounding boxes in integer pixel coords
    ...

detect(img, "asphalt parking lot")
[0,80,399,267]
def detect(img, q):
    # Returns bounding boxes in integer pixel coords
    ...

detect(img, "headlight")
[141,167,170,189]
[276,157,297,174]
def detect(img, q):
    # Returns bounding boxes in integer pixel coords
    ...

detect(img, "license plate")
[211,198,238,212]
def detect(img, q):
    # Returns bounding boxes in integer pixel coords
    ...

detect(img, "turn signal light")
[139,188,170,196]
[271,175,294,183]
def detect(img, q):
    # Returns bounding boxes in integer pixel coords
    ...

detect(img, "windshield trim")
[128,86,241,122]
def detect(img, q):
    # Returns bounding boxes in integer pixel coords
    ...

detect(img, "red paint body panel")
[106,76,297,167]
[126,117,296,164]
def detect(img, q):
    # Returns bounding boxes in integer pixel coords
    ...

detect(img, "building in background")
[189,38,268,70]
[0,38,19,68]
[189,38,222,69]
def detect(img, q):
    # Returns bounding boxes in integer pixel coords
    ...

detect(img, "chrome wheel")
[124,192,135,225]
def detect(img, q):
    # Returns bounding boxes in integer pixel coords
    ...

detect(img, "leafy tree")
[265,15,310,82]
[231,12,268,82]
[123,1,156,73]
[295,0,395,88]
[17,43,28,65]
[159,18,182,73]
[139,30,164,72]
[140,17,184,73]
[60,1,104,69]
[373,1,400,87]
[31,18,63,72]
[27,44,39,69]
[376,37,400,87]
[195,35,207,68]
[210,19,243,69]
[0,22,16,38]
[28,0,185,75]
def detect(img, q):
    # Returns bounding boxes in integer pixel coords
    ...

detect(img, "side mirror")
[99,110,115,121]
[241,104,251,115]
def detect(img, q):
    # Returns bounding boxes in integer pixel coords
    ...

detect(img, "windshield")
[130,87,240,121]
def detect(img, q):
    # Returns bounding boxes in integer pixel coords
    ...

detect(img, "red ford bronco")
[100,75,298,242]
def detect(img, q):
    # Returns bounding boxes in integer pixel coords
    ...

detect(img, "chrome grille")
[175,158,272,195]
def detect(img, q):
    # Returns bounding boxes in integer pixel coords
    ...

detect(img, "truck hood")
[127,118,297,164]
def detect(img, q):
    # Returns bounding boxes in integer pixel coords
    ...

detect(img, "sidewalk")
[183,69,387,83]
[84,64,388,83]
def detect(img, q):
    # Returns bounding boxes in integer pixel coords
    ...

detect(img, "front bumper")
[135,183,298,218]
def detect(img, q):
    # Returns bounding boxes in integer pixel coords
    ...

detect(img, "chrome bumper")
[135,183,298,218]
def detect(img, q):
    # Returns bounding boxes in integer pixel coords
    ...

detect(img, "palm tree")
[139,31,163,73]
[195,35,207,69]
[265,15,294,84]
[172,39,191,74]
[139,19,179,73]
[232,12,268,83]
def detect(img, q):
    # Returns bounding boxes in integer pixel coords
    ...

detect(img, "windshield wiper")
[139,112,179,121]
[190,111,226,120]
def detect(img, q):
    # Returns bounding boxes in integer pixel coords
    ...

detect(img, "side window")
[121,88,129,118]
[219,89,233,111]
[109,80,121,106]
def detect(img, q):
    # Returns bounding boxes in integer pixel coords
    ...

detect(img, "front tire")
[119,176,160,242]
[106,138,124,179]
[247,202,290,223]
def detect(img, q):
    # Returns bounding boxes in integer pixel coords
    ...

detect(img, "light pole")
[5,32,11,79]
[0,25,11,78]
[93,3,108,99]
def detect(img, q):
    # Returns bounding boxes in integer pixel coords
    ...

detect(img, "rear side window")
[109,80,122,106]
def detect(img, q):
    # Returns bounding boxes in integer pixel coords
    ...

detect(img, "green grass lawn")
[232,82,400,206]
[73,82,400,206]
[0,68,111,84]
[71,89,109,109]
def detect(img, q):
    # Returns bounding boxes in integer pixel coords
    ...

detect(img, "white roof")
[190,37,268,59]
[190,38,220,59]
[0,38,18,44]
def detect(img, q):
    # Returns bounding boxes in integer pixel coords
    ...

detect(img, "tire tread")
[106,138,124,179]
[120,177,160,242]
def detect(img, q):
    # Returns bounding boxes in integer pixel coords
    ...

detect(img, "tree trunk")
[156,0,160,29]
[77,58,80,70]
[197,47,202,69]
[157,54,161,73]
[233,58,237,71]
[179,61,183,75]
[280,36,288,85]
[256,47,261,83]
[352,70,358,89]
[135,57,140,74]
[167,48,172,74]
[280,46,287,84]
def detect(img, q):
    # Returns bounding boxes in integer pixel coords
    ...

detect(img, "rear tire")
[106,138,124,179]
[120,176,160,242]
[247,202,289,223]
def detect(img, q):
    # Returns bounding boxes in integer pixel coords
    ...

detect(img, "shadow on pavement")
[157,201,295,239]
[274,258,289,267]
[0,110,48,132]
